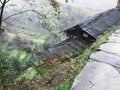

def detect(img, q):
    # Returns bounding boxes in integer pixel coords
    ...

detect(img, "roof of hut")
[79,8,120,39]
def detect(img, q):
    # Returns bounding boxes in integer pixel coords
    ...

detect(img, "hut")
[63,8,120,43]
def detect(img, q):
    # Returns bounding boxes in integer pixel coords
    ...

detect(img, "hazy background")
[8,0,117,10]
[58,0,117,10]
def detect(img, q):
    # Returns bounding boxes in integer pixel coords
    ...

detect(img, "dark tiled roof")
[32,8,120,62]
[80,8,120,39]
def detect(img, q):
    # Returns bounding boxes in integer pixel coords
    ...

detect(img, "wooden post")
[116,0,120,8]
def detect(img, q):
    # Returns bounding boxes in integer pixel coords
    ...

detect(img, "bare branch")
[2,9,47,21]
[0,6,2,9]
[2,10,33,21]
[0,0,3,4]
[6,0,10,3]
[20,0,30,11]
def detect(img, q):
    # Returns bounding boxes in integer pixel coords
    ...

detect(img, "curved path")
[71,29,120,90]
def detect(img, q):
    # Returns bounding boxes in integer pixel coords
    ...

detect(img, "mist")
[58,0,117,10]
[8,0,117,12]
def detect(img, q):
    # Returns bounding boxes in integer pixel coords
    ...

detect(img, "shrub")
[0,48,17,87]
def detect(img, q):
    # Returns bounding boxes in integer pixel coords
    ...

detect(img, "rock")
[90,51,120,68]
[115,29,120,34]
[111,33,120,37]
[108,35,120,43]
[71,61,120,90]
[99,43,120,56]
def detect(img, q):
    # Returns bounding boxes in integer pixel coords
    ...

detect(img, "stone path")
[71,29,120,90]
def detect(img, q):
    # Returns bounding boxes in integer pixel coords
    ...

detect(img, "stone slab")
[90,51,120,68]
[71,61,120,90]
[99,43,120,56]
[108,35,120,43]
[111,33,120,37]
[115,29,120,34]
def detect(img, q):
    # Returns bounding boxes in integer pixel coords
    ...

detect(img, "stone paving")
[71,29,120,90]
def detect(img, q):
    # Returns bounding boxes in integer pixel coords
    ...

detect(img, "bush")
[22,46,32,53]
[0,48,17,87]
[43,42,51,50]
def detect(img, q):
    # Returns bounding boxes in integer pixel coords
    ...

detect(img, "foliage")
[0,47,38,89]
[16,67,38,80]
[43,42,52,50]
[0,47,16,86]
[49,0,60,13]
[57,78,74,90]
[34,59,61,76]
[12,50,32,74]
[0,46,34,83]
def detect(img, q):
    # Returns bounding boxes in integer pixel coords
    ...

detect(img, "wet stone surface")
[90,51,120,68]
[115,29,120,34]
[108,35,120,43]
[99,43,120,56]
[71,61,120,90]
[111,33,120,37]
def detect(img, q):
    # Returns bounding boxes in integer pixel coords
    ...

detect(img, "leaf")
[34,62,39,67]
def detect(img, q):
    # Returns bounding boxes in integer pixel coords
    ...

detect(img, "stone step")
[71,61,120,90]
[99,43,120,56]
[111,33,120,37]
[90,51,120,68]
[115,29,120,34]
[108,35,120,43]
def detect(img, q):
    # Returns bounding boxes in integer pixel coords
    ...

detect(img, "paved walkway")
[71,29,120,90]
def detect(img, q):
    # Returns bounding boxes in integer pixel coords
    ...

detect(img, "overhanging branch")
[6,0,10,3]
[0,0,3,4]
[2,9,47,21]
[2,10,33,21]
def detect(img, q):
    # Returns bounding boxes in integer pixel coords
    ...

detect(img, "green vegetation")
[0,0,119,89]
[0,47,17,88]
[1,0,117,90]
[17,67,38,80]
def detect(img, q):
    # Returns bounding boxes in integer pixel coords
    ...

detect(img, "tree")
[0,0,10,34]
[0,0,72,34]
[0,0,69,27]
[0,48,16,86]
[0,0,10,27]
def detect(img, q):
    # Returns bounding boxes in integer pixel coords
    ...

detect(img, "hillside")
[0,0,117,90]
